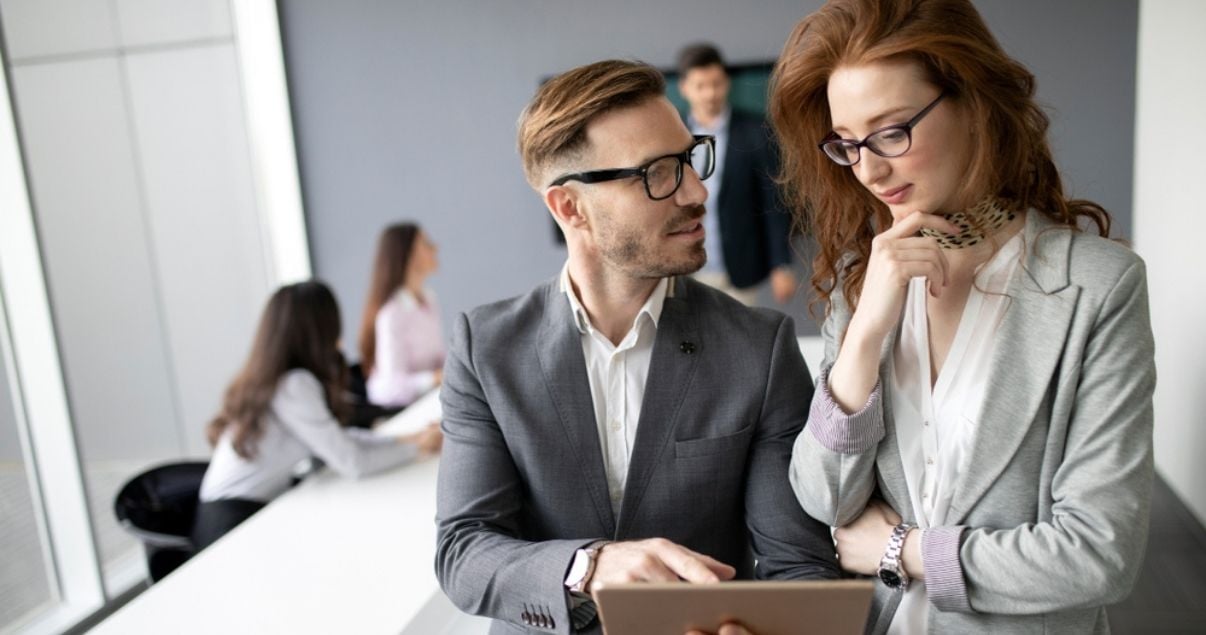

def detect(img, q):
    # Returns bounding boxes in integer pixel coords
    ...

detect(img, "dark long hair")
[207,281,348,458]
[769,0,1112,312]
[358,223,420,375]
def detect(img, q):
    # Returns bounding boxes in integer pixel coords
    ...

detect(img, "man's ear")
[544,185,589,231]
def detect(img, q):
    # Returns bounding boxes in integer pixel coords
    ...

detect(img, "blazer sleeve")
[788,288,886,527]
[435,313,594,633]
[745,316,841,580]
[928,259,1156,614]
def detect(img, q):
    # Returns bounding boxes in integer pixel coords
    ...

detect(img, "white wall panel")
[0,0,118,60]
[1134,0,1206,526]
[124,44,270,456]
[10,57,181,462]
[114,0,232,48]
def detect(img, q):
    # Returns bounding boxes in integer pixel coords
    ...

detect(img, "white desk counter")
[92,390,485,634]
[94,337,825,634]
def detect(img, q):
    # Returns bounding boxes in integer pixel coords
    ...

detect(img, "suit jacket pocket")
[675,423,755,459]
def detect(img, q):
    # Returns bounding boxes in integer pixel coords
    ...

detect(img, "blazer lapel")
[616,278,701,536]
[536,282,616,535]
[946,214,1079,524]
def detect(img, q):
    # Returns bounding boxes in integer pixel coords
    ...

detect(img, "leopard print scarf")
[919,197,1017,249]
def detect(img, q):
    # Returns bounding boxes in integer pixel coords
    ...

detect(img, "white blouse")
[888,228,1024,634]
[200,369,418,503]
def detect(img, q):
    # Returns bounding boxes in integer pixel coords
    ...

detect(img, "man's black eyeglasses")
[549,135,716,201]
[818,92,946,166]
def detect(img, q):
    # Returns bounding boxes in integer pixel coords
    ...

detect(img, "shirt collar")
[687,107,731,135]
[560,264,671,335]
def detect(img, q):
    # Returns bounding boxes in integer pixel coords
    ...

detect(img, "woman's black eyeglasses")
[818,92,946,166]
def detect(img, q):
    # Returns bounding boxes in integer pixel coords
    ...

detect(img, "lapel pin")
[679,341,696,354]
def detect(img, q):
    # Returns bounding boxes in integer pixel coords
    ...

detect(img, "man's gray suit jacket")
[436,276,839,634]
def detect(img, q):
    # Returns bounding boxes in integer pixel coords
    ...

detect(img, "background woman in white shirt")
[195,280,441,550]
[770,0,1155,632]
[358,223,446,408]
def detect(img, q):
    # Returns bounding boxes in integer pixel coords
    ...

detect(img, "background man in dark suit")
[435,59,838,634]
[678,43,798,306]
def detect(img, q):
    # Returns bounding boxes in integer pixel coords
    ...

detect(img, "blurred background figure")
[358,223,446,409]
[194,280,440,550]
[677,42,798,305]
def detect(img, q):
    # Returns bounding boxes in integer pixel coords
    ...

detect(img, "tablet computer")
[594,580,874,635]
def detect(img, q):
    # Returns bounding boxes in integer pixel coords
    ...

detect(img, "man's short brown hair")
[517,60,665,189]
[676,43,726,76]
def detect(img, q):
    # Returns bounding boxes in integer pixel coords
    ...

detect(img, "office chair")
[113,461,208,583]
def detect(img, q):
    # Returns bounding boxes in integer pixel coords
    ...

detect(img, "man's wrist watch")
[564,541,609,595]
[878,523,915,591]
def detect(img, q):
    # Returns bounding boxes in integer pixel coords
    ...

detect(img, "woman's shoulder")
[377,288,435,321]
[275,369,324,400]
[1064,230,1146,288]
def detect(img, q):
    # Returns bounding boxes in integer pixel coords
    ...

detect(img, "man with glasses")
[435,60,838,635]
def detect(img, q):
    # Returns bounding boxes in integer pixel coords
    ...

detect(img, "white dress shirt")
[200,369,418,503]
[560,265,670,517]
[887,228,1025,634]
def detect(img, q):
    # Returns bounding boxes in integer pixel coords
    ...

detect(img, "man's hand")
[769,267,798,304]
[588,538,735,594]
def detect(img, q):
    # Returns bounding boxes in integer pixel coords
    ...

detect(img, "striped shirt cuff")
[806,364,885,454]
[922,526,972,613]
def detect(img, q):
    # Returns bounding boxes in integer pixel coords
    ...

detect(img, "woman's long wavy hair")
[769,0,1111,312]
[358,223,420,375]
[207,281,348,459]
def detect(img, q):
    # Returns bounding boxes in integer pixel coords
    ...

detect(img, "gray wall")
[281,0,1137,354]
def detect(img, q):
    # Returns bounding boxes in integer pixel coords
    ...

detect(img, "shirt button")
[610,421,622,433]
[923,420,930,427]
[926,457,934,465]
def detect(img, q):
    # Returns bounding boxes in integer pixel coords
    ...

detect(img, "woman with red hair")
[773,0,1155,632]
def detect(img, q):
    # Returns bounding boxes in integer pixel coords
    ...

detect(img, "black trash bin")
[113,461,208,583]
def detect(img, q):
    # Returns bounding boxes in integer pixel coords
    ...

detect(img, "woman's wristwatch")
[878,523,915,591]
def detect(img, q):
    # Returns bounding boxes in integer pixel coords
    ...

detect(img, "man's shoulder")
[681,277,787,336]
[460,277,557,336]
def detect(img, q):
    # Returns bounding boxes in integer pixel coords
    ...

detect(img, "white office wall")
[11,57,182,461]
[113,0,231,48]
[0,0,118,60]
[1,0,274,463]
[124,43,268,457]
[1134,0,1206,526]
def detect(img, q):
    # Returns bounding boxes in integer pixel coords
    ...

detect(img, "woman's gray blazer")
[791,212,1157,633]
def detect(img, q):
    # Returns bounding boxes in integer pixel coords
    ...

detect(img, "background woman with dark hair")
[359,223,445,408]
[195,280,441,549]
[771,0,1155,632]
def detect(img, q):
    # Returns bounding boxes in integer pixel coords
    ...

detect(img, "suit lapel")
[616,278,700,536]
[535,282,616,535]
[946,214,1078,524]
